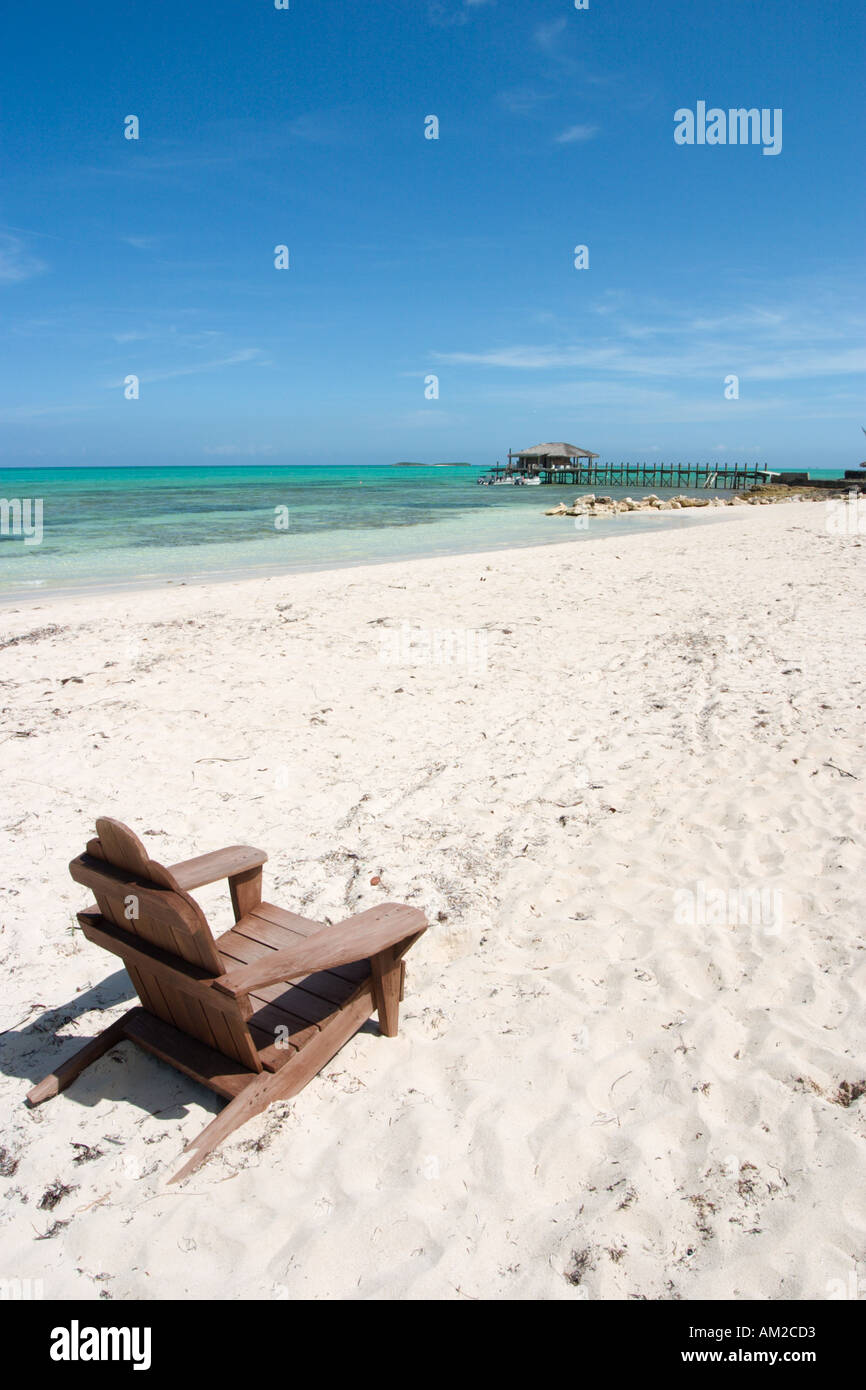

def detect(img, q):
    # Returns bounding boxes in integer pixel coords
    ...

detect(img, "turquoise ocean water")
[0,464,847,602]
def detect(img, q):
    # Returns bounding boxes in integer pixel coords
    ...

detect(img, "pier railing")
[486,462,773,491]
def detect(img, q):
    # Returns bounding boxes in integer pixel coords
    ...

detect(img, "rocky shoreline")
[545,482,865,519]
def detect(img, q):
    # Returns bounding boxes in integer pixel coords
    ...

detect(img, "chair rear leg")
[26,1010,139,1107]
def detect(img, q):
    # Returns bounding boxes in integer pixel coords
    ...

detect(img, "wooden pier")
[486,460,775,491]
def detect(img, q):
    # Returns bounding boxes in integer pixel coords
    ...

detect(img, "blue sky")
[1,0,863,469]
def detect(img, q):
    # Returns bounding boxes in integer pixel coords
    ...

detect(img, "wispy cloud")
[121,235,157,251]
[79,112,363,182]
[554,124,599,144]
[431,285,866,395]
[285,110,356,147]
[0,234,46,284]
[498,86,552,116]
[428,0,494,27]
[532,15,609,83]
[534,18,568,54]
[110,323,223,347]
[531,17,646,103]
[457,375,807,426]
[108,347,265,388]
[81,149,236,179]
[0,223,65,243]
[0,401,93,422]
[434,341,866,381]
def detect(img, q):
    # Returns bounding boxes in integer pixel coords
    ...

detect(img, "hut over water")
[509,442,599,473]
[485,445,774,490]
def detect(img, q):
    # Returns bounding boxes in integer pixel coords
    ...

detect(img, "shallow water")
[0,463,824,602]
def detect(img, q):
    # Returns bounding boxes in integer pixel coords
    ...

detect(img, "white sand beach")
[1,501,863,1302]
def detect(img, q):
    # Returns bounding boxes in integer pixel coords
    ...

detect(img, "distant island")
[394,461,473,467]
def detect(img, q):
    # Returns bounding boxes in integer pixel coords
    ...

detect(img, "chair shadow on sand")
[3,970,199,1125]
[5,976,383,1131]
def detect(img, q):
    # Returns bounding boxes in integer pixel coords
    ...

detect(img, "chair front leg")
[229,865,263,921]
[371,946,402,1037]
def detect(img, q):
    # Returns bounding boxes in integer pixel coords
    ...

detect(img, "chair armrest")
[213,904,427,998]
[169,845,268,892]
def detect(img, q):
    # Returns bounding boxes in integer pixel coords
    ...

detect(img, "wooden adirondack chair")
[27,818,427,1182]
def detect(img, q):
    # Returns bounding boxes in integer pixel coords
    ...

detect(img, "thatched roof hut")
[510,442,599,471]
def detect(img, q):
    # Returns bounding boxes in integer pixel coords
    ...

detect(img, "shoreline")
[0,505,741,610]
[3,470,852,612]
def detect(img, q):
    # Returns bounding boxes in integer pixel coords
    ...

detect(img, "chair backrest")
[75,818,221,970]
[70,818,261,1071]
